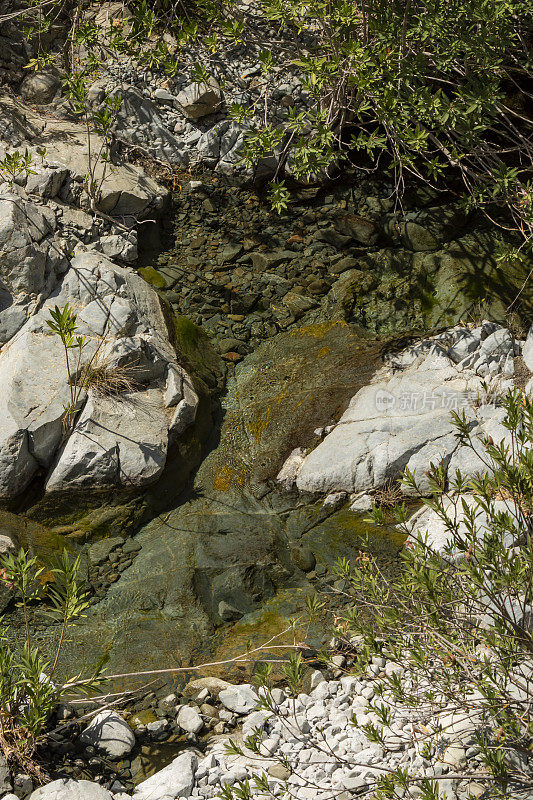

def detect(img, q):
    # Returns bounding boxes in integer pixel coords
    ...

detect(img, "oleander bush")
[0,549,104,780]
[225,389,532,799]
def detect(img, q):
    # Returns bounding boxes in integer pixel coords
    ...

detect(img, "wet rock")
[79,710,135,759]
[328,256,359,275]
[335,215,380,246]
[290,545,316,572]
[88,537,124,566]
[282,291,316,318]
[218,244,243,264]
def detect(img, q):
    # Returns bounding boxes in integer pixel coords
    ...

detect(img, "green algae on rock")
[138,266,169,289]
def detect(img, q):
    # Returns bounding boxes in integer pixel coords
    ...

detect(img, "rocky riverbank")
[6,632,531,800]
[0,2,532,798]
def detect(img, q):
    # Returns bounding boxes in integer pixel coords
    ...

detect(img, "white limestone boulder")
[29,779,113,800]
[133,751,197,800]
[219,684,258,714]
[290,330,520,499]
[0,250,198,497]
[79,710,135,760]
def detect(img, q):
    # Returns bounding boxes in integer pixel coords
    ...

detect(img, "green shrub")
[0,549,104,780]
[228,390,532,799]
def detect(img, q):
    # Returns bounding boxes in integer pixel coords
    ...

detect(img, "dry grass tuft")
[373,479,403,509]
[80,357,140,397]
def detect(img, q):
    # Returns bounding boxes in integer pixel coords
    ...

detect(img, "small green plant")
[0,548,104,779]
[46,304,88,428]
[0,150,36,185]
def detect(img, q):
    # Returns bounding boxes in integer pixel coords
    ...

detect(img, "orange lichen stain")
[213,465,246,491]
[213,467,235,492]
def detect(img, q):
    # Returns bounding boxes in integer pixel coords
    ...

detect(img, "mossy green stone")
[139,266,169,289]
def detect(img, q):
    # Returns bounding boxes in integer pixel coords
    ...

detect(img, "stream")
[1,171,527,784]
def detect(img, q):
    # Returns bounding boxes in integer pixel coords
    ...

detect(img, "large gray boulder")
[29,779,113,800]
[20,71,60,104]
[0,250,198,497]
[133,751,197,800]
[287,327,521,497]
[0,192,67,343]
[45,389,169,491]
[79,710,135,759]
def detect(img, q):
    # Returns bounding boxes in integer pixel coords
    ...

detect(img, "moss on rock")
[139,266,169,289]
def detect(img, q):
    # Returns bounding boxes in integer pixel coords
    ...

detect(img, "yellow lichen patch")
[246,406,272,444]
[289,320,347,339]
[0,509,66,559]
[206,590,313,683]
[213,465,245,492]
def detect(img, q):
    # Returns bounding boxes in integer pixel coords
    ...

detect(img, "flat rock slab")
[29,779,113,800]
[133,751,197,800]
[291,329,518,497]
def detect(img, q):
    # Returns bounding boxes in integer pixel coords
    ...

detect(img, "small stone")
[267,764,291,780]
[175,79,222,119]
[176,705,204,734]
[79,710,135,760]
[200,703,218,719]
[309,670,325,690]
[221,352,243,363]
[290,545,316,572]
[219,684,258,714]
